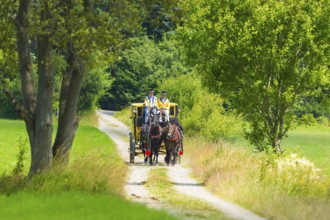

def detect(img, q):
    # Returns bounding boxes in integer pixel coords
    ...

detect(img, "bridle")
[167,123,179,142]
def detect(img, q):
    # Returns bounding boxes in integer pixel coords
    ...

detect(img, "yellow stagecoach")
[128,103,180,163]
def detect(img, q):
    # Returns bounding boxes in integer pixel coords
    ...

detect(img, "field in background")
[0,115,178,220]
[233,125,330,177]
[282,125,330,177]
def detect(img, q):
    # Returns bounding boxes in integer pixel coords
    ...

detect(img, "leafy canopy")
[178,0,330,151]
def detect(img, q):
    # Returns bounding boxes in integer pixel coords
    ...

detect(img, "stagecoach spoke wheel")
[129,133,135,163]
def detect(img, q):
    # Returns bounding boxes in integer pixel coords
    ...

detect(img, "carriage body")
[129,102,180,163]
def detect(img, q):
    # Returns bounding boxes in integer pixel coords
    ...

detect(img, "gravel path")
[97,110,266,220]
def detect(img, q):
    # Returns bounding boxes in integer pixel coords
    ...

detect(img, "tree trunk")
[52,44,83,165]
[15,0,36,156]
[29,1,54,177]
[52,0,89,165]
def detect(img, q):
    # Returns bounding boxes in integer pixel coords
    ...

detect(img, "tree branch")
[3,89,34,125]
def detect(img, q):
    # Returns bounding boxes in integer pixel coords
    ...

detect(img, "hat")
[161,91,166,94]
[149,89,154,93]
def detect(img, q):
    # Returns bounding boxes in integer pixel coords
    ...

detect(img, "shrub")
[0,138,27,195]
[317,116,329,126]
[161,73,242,142]
[263,153,328,196]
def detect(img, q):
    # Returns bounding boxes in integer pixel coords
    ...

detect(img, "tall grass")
[0,117,178,220]
[184,138,330,220]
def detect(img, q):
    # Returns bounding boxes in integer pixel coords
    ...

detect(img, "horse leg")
[155,143,160,165]
[165,141,170,165]
[149,150,153,166]
[171,144,179,166]
[170,149,175,166]
[173,145,179,165]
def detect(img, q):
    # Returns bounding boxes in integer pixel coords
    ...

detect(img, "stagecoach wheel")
[129,133,135,163]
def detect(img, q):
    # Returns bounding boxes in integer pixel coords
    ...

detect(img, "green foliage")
[140,0,182,40]
[295,87,330,120]
[100,36,190,110]
[0,46,20,119]
[52,50,67,114]
[0,0,146,118]
[178,0,330,151]
[12,138,27,176]
[160,73,241,141]
[78,64,112,113]
[298,113,318,126]
[0,1,18,78]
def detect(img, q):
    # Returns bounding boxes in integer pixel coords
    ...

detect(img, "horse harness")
[167,124,180,142]
[150,126,161,139]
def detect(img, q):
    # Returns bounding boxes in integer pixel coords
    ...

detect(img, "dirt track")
[97,110,266,220]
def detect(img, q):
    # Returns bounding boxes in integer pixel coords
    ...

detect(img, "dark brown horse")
[140,107,162,165]
[164,122,183,166]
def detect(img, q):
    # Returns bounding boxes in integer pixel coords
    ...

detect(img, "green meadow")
[0,117,178,220]
[234,125,330,177]
[282,125,330,177]
[0,191,177,220]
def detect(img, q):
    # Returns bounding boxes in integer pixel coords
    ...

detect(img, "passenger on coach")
[144,89,158,124]
[158,91,170,123]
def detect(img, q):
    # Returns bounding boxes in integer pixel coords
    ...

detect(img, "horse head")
[167,122,179,142]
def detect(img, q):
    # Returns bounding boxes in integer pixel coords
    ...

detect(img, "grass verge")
[0,191,178,220]
[184,138,330,220]
[114,107,131,127]
[0,115,178,220]
[146,168,233,220]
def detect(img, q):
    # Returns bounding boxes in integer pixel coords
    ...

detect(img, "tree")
[100,36,189,110]
[139,0,182,40]
[179,0,330,152]
[1,0,142,177]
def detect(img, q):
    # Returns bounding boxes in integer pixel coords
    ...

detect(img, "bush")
[262,153,328,196]
[0,138,27,195]
[160,73,242,142]
[317,116,329,126]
